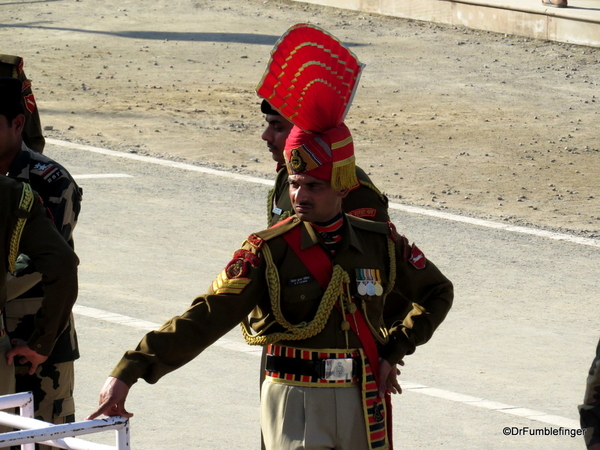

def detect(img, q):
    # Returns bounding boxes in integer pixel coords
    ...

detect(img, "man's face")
[261,114,294,165]
[289,173,348,223]
[0,114,23,161]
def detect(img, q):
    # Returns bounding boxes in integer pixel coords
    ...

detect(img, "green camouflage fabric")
[10,363,75,450]
[0,54,45,153]
[580,339,600,448]
[6,146,82,430]
[0,176,78,387]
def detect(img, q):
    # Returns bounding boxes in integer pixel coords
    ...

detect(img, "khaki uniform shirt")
[111,215,453,388]
[268,166,390,227]
[6,144,82,364]
[0,177,78,356]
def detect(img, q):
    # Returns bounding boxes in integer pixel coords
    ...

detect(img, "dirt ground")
[4,0,599,238]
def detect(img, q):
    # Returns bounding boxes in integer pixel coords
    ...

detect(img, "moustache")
[294,201,314,208]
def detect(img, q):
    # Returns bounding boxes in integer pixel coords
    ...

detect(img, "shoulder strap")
[8,183,34,273]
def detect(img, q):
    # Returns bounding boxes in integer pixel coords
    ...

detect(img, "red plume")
[256,23,364,134]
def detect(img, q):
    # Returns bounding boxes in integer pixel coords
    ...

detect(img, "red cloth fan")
[256,23,364,134]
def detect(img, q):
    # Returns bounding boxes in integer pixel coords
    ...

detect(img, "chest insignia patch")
[355,268,384,296]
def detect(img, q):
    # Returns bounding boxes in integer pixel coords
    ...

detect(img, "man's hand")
[6,339,48,375]
[86,377,133,420]
[378,359,404,398]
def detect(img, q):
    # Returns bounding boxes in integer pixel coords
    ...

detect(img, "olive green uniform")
[0,55,45,153]
[579,339,600,448]
[110,215,453,449]
[5,145,82,440]
[268,166,390,227]
[0,176,78,397]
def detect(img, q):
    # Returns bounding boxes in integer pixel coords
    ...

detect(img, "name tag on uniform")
[288,276,312,286]
[272,206,283,215]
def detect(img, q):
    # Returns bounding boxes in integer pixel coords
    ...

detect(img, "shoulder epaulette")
[346,214,391,235]
[252,216,300,244]
[358,179,388,204]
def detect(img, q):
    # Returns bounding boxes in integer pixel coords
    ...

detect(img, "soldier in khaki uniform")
[579,339,600,449]
[0,55,45,153]
[88,27,453,449]
[87,120,453,449]
[0,76,82,448]
[0,175,78,408]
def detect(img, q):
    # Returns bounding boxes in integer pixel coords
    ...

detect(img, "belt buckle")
[321,358,354,381]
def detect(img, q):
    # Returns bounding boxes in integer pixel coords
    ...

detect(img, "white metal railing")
[0,392,129,449]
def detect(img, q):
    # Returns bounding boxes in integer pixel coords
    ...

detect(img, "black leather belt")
[266,354,361,379]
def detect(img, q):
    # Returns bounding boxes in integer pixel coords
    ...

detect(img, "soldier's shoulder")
[21,148,75,185]
[275,167,289,183]
[0,177,20,210]
[352,165,386,201]
[0,54,23,68]
[347,214,393,235]
[246,217,300,249]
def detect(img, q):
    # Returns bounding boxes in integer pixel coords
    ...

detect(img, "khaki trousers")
[261,380,368,450]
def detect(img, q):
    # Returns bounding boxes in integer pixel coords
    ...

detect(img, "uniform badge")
[409,245,426,269]
[225,258,248,279]
[224,249,260,279]
[24,93,37,114]
[289,148,307,173]
[212,249,258,295]
[348,208,376,219]
[373,398,385,422]
[355,268,384,297]
[247,234,264,250]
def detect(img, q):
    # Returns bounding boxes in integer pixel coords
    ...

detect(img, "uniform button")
[300,295,305,300]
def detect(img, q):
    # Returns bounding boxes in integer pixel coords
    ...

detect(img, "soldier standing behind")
[579,339,600,449]
[0,55,45,153]
[0,175,78,434]
[0,76,82,448]
[261,99,390,227]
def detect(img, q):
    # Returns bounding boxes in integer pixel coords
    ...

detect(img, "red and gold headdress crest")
[256,23,364,190]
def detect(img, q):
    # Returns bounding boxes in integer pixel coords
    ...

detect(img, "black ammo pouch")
[266,355,362,381]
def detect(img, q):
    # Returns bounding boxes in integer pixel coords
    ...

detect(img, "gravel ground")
[4,0,599,238]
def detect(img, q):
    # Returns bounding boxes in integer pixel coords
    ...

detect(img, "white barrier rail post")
[0,392,130,449]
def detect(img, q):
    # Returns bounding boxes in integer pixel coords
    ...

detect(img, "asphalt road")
[34,141,599,449]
